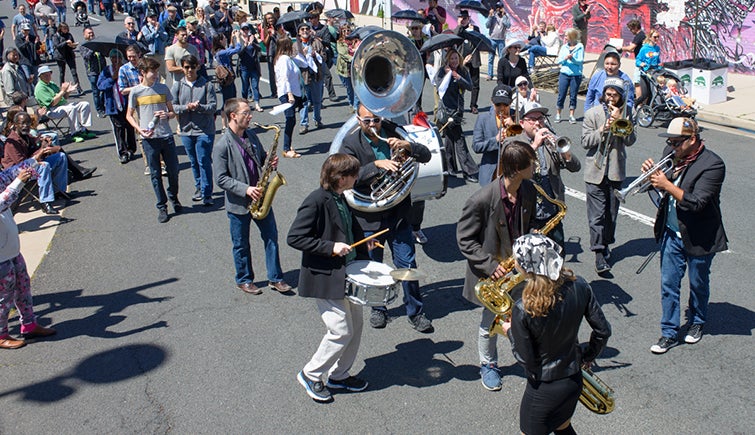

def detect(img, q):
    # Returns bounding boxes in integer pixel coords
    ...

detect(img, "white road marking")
[565,186,656,227]
[89,16,101,22]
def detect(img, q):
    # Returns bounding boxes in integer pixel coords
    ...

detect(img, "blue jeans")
[88,74,105,113]
[528,45,547,68]
[142,136,180,210]
[37,152,68,203]
[659,229,715,339]
[488,39,505,77]
[240,68,261,102]
[364,219,423,317]
[227,210,283,284]
[557,73,582,110]
[56,6,67,23]
[338,75,357,110]
[103,1,114,21]
[180,134,214,199]
[88,0,97,13]
[278,95,298,151]
[300,79,323,127]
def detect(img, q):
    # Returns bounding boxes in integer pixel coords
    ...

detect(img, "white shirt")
[274,54,302,99]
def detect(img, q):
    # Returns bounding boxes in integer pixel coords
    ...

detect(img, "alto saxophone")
[248,123,286,220]
[474,184,567,336]
[580,368,615,414]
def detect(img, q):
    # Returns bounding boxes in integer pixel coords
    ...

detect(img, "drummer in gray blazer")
[457,140,537,392]
[288,153,372,403]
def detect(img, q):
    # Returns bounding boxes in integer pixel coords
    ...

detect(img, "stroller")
[73,1,91,27]
[635,68,697,128]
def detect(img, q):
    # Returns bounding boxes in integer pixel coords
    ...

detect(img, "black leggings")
[57,57,80,88]
[520,372,582,435]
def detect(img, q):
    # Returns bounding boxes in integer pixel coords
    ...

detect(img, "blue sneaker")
[326,376,369,392]
[297,371,332,402]
[480,363,502,391]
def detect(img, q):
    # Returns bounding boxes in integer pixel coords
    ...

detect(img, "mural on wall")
[323,0,755,74]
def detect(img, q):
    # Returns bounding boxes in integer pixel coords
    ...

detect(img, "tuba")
[248,123,286,220]
[338,29,425,212]
[474,184,567,336]
[580,368,616,414]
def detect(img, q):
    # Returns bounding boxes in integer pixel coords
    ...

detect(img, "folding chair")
[42,114,70,137]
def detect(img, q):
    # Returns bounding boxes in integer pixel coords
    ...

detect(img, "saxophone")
[248,123,286,220]
[580,368,616,414]
[474,183,567,336]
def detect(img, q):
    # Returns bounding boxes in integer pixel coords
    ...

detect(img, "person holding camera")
[485,2,510,81]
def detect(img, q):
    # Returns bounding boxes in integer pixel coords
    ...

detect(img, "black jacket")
[340,120,432,231]
[653,146,728,256]
[508,276,611,382]
[287,187,368,299]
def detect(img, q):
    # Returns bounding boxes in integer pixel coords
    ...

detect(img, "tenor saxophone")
[474,184,567,336]
[248,123,286,220]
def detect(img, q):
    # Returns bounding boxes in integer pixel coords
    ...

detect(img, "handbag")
[215,64,235,86]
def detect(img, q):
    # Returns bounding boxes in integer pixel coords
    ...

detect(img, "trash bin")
[662,60,694,92]
[690,58,728,105]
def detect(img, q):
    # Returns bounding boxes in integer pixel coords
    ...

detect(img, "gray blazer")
[170,76,217,136]
[457,178,537,305]
[472,107,500,186]
[212,128,267,215]
[581,103,636,184]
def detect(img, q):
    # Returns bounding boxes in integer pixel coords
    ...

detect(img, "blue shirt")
[556,42,584,77]
[584,69,634,112]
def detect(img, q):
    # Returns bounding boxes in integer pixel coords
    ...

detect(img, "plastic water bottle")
[146,114,160,133]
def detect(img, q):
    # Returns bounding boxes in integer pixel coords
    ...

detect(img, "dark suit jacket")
[212,128,267,216]
[654,146,728,256]
[287,188,368,299]
[457,178,537,305]
[341,120,432,231]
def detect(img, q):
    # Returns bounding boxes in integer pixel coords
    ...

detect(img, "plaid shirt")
[118,62,141,91]
[187,34,209,65]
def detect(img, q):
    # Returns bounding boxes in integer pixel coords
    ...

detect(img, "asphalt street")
[0,6,753,434]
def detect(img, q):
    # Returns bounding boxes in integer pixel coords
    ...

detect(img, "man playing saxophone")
[341,103,434,333]
[582,78,636,274]
[509,101,581,250]
[213,98,292,295]
[646,117,728,354]
[457,141,537,391]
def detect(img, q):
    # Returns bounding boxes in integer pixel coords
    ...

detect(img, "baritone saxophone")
[249,123,286,220]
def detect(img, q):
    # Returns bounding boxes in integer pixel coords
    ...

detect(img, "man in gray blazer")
[582,77,636,274]
[213,98,292,295]
[457,140,537,392]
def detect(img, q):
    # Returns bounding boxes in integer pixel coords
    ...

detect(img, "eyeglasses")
[666,137,689,147]
[651,35,659,39]
[235,110,253,117]
[126,21,135,25]
[357,116,382,124]
[182,65,197,70]
[523,116,544,123]
[510,46,522,50]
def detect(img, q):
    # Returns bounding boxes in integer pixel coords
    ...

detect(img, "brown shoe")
[237,282,262,295]
[0,337,26,349]
[21,324,56,339]
[269,281,292,293]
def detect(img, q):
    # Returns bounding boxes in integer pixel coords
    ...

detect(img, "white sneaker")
[413,230,428,244]
[555,113,562,123]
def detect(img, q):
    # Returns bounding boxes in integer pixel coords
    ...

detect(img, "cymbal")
[390,268,427,281]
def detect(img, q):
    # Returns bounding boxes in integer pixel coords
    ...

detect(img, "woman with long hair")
[274,37,302,158]
[52,23,80,94]
[195,7,215,66]
[335,24,357,112]
[435,48,477,183]
[502,233,611,435]
[212,30,242,105]
[555,28,584,124]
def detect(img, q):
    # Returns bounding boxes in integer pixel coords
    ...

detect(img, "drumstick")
[350,228,389,250]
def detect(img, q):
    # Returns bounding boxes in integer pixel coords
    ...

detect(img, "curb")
[696,109,755,132]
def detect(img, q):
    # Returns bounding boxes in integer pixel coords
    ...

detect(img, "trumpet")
[543,118,572,169]
[614,153,674,203]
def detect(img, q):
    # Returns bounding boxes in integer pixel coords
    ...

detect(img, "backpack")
[215,64,235,86]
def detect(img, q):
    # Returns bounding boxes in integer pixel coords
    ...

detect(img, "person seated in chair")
[1,112,68,214]
[33,65,95,143]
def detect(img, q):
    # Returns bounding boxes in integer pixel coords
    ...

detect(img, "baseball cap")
[297,22,312,31]
[491,85,512,105]
[603,77,625,96]
[659,117,699,138]
[603,47,621,61]
[38,65,52,75]
[185,15,198,24]
[167,5,177,11]
[520,101,549,118]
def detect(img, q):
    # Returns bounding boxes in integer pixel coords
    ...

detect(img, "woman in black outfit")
[435,48,478,183]
[497,39,530,87]
[502,234,611,435]
[52,23,80,93]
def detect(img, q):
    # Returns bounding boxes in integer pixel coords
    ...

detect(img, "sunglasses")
[666,137,689,147]
[357,116,382,124]
[182,65,197,70]
[517,83,528,88]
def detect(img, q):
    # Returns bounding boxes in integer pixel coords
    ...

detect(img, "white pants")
[303,298,364,382]
[47,101,92,133]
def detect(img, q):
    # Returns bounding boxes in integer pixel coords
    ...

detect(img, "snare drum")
[345,260,400,306]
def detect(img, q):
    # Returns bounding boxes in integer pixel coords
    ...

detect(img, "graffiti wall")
[323,0,755,74]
